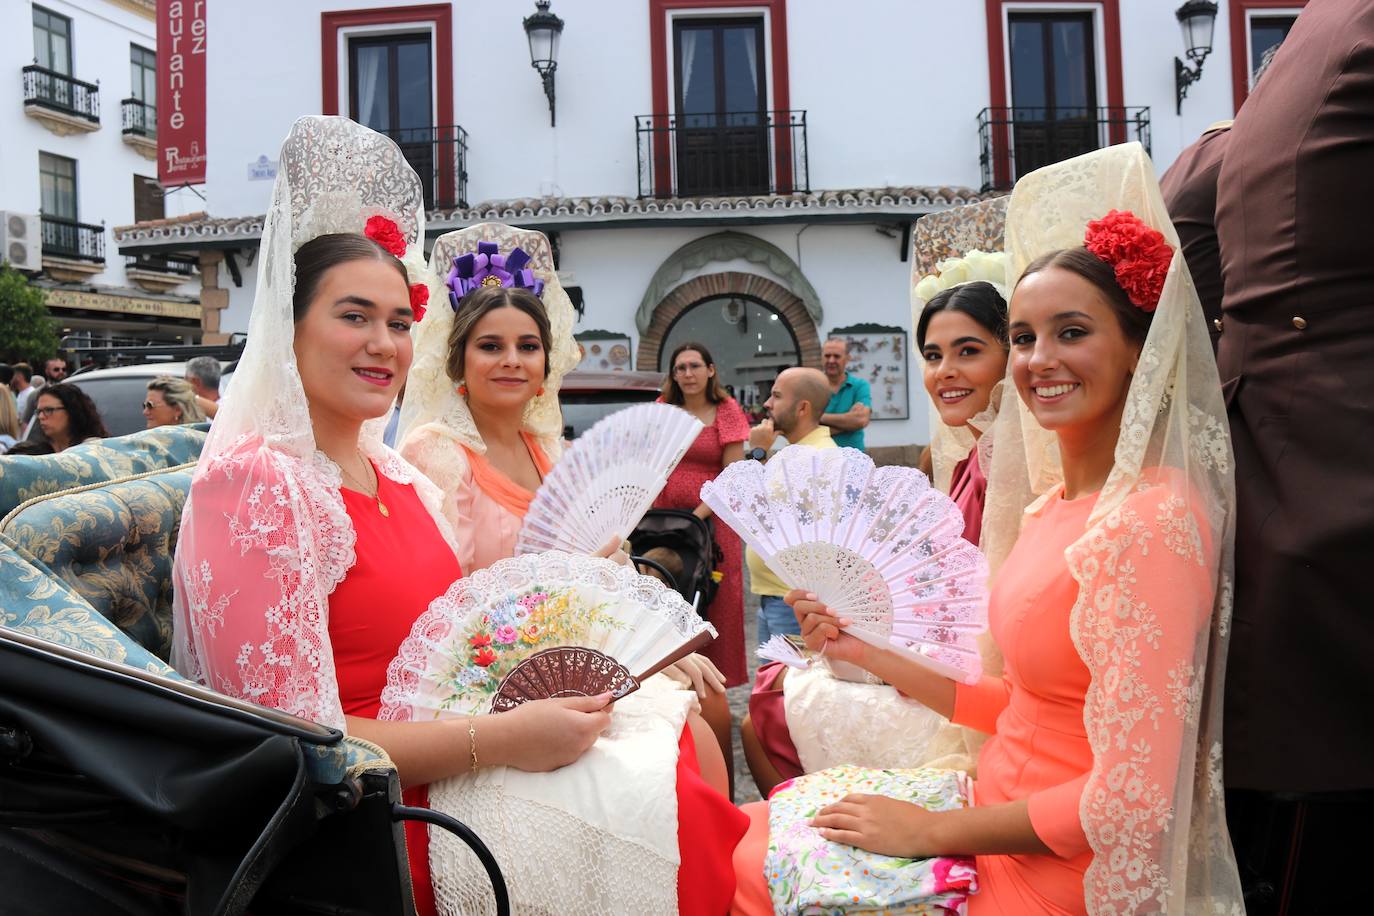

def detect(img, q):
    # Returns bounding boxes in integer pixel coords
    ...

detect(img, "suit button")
[1292,316,1308,330]
[1213,318,1224,333]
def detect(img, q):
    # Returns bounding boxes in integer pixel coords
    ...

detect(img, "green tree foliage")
[0,263,60,364]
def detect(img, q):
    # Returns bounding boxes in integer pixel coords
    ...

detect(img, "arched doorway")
[637,271,823,413]
[661,296,799,414]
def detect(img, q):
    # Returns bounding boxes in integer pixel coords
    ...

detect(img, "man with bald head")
[744,367,838,642]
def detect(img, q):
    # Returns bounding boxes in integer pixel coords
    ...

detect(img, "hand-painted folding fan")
[702,445,988,684]
[380,552,716,720]
[515,403,703,556]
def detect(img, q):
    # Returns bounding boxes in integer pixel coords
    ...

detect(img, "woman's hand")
[596,537,631,566]
[663,653,727,698]
[500,694,613,772]
[811,794,947,858]
[787,589,869,666]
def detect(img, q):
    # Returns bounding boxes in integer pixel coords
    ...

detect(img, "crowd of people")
[9,3,1366,912]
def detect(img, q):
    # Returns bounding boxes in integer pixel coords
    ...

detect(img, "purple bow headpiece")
[447,241,546,311]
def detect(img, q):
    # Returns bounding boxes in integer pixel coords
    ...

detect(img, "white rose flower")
[914,274,943,304]
[935,257,972,287]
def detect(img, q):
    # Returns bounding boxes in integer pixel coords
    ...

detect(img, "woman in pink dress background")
[654,342,750,687]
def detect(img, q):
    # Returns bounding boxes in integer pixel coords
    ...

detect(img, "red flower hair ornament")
[363,214,407,258]
[364,214,430,322]
[1083,209,1174,313]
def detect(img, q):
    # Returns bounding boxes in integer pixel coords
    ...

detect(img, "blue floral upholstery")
[0,423,208,521]
[0,537,174,676]
[2,466,193,661]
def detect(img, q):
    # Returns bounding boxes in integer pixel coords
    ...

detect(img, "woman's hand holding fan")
[701,445,989,684]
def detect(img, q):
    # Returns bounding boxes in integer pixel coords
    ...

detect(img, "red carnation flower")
[1083,209,1173,313]
[364,214,407,258]
[409,282,429,322]
[469,633,492,648]
[473,647,498,668]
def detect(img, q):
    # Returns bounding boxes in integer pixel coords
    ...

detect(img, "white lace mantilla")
[427,675,691,916]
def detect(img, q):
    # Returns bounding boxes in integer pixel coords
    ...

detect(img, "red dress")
[335,463,748,916]
[653,397,751,686]
[332,467,461,916]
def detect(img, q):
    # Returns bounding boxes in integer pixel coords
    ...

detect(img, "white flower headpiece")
[913,249,1009,305]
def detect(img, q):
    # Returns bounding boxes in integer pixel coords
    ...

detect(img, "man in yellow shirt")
[744,367,837,644]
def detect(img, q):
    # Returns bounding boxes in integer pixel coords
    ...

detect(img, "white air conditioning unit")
[0,212,42,271]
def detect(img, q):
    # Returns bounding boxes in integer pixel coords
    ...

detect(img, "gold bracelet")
[468,717,479,772]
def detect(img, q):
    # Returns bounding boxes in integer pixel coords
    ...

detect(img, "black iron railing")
[384,125,469,211]
[636,110,809,199]
[41,216,105,263]
[977,106,1151,193]
[122,98,155,137]
[23,65,100,123]
[126,253,198,276]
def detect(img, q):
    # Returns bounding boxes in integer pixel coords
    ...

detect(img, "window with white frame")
[1247,10,1299,86]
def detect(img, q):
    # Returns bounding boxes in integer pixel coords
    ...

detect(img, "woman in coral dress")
[732,145,1242,915]
[653,341,750,686]
[398,225,746,915]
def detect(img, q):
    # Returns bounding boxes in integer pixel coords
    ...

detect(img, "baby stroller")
[628,509,721,619]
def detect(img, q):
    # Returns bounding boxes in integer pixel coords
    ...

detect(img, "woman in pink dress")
[654,342,750,686]
[732,145,1242,915]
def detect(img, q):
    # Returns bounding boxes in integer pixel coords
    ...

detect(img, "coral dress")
[653,397,751,686]
[331,465,463,916]
[732,487,1096,915]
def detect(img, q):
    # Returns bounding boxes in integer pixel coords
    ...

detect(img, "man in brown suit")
[1160,121,1230,353]
[1214,1,1374,912]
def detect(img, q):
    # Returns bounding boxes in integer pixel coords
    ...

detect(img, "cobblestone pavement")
[728,589,763,803]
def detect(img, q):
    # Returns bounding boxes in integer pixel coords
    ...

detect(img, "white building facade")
[113,0,1303,449]
[1,0,206,357]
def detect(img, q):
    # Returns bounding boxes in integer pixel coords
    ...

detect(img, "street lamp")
[523,0,564,127]
[1174,0,1219,114]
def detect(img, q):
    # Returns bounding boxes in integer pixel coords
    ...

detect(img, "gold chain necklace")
[338,450,389,517]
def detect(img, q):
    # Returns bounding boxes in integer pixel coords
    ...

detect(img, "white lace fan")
[379,552,716,721]
[701,445,988,684]
[515,403,703,556]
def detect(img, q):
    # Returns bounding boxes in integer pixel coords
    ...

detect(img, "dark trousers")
[1227,788,1371,914]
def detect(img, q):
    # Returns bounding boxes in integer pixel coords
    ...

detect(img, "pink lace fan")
[380,552,715,720]
[701,445,988,683]
[515,403,703,556]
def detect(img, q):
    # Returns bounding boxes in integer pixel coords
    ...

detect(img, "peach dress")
[444,431,554,572]
[733,486,1099,916]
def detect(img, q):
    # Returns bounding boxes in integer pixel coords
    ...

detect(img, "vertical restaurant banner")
[157,0,207,185]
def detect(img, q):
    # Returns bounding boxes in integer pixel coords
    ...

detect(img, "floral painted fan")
[702,445,988,683]
[380,552,716,720]
[515,403,703,556]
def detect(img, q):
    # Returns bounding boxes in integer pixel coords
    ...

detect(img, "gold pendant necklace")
[340,451,389,517]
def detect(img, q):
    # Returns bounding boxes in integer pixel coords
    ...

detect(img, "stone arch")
[636,271,823,372]
[635,231,823,336]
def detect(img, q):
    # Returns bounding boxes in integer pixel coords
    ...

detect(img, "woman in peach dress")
[732,145,1242,915]
[398,224,746,915]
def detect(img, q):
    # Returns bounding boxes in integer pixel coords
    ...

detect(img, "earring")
[537,386,545,397]
[457,381,468,397]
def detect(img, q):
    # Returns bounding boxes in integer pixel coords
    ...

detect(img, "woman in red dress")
[654,342,750,686]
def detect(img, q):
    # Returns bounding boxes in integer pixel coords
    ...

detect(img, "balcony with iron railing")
[383,125,470,212]
[977,106,1151,193]
[121,97,156,158]
[636,110,810,199]
[125,252,199,293]
[23,65,100,133]
[42,216,105,263]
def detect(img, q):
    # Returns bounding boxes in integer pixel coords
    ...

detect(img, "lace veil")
[170,116,457,729]
[398,223,579,458]
[983,143,1242,913]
